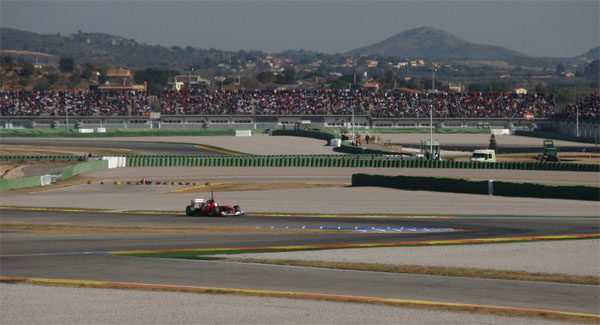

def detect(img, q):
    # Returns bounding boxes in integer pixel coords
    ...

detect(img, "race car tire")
[233,205,243,216]
[210,206,218,216]
[185,206,193,216]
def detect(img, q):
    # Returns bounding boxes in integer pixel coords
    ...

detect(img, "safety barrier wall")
[58,160,109,180]
[0,175,43,190]
[123,155,599,172]
[351,173,600,201]
[4,154,597,171]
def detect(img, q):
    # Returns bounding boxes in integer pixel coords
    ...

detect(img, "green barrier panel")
[61,160,109,180]
[0,175,43,190]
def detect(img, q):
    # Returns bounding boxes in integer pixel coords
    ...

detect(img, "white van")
[470,149,496,162]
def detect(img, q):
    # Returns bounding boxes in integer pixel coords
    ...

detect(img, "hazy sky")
[1,0,598,57]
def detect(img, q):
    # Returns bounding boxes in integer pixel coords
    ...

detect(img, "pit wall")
[123,155,599,172]
[351,173,600,201]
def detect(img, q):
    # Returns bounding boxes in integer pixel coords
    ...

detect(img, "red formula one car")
[185,196,244,217]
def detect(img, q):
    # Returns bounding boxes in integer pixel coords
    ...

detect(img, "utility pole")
[575,88,579,137]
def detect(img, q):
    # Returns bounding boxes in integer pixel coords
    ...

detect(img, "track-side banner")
[102,156,127,168]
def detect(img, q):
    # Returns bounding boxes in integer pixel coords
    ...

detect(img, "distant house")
[512,88,527,95]
[362,81,380,90]
[396,87,424,94]
[98,67,146,91]
[366,60,378,68]
[448,82,464,93]
[174,75,211,91]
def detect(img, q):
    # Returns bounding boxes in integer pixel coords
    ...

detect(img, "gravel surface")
[0,284,574,325]
[222,239,600,276]
[3,181,598,216]
[85,166,600,186]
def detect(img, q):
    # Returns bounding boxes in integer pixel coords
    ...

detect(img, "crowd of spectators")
[370,91,554,118]
[0,90,149,117]
[553,94,599,120]
[0,88,595,119]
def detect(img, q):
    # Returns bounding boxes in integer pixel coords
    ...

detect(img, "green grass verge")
[0,128,236,138]
[368,128,491,134]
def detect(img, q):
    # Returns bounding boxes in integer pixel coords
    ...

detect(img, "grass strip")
[0,128,236,138]
[226,259,600,285]
[369,128,491,134]
[1,277,598,323]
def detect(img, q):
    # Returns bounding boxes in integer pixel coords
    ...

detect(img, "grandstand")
[3,88,588,119]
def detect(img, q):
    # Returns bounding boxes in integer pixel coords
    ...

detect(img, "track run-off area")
[1,135,599,323]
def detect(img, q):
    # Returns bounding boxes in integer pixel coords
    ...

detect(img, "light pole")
[351,105,355,143]
[188,67,194,91]
[430,103,433,159]
[429,69,437,159]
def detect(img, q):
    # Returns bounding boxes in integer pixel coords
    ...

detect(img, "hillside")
[346,26,530,62]
[0,28,258,69]
[578,46,599,60]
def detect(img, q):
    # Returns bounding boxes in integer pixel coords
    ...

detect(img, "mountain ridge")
[345,26,530,61]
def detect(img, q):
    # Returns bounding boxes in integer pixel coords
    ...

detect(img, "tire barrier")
[122,154,598,172]
[351,173,600,202]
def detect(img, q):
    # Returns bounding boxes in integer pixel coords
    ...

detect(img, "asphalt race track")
[1,208,599,315]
